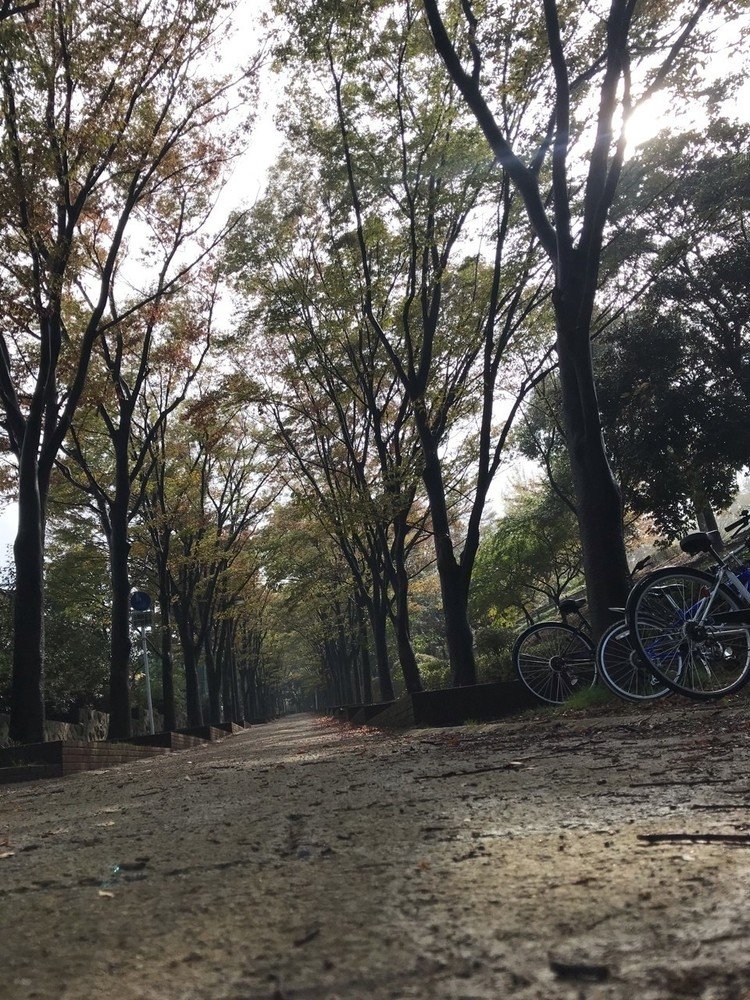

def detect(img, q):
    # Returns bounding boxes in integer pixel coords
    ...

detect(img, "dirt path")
[1,708,749,999]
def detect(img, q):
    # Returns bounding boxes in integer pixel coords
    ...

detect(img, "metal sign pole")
[141,623,155,735]
[130,591,155,735]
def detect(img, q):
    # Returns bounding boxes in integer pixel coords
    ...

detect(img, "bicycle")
[626,510,750,700]
[592,554,672,702]
[596,617,672,703]
[514,557,669,705]
[512,598,596,705]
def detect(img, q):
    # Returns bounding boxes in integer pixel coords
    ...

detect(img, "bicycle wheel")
[513,622,595,705]
[596,620,671,702]
[627,566,750,700]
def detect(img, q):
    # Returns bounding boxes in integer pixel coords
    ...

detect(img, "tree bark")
[174,607,203,727]
[369,586,395,701]
[221,645,233,723]
[355,596,373,704]
[392,607,422,694]
[228,638,244,725]
[419,430,476,686]
[9,448,46,743]
[695,495,722,548]
[390,515,422,694]
[107,501,132,739]
[554,281,631,637]
[204,629,221,725]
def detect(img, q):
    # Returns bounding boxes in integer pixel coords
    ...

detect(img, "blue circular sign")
[130,590,151,612]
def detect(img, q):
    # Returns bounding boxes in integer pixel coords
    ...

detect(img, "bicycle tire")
[626,566,750,700]
[513,621,595,705]
[596,620,671,702]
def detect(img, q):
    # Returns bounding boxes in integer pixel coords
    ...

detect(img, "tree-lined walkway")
[1,710,749,998]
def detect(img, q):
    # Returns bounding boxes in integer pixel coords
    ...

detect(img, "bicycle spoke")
[597,620,670,702]
[514,623,595,705]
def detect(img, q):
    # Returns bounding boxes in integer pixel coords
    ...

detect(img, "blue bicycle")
[626,511,750,700]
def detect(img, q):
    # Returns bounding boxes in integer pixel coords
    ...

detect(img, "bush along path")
[1,709,749,999]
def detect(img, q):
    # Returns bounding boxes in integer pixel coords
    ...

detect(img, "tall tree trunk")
[437,561,474,688]
[555,284,631,639]
[370,587,395,701]
[229,640,244,725]
[107,503,132,740]
[391,521,422,694]
[392,600,422,695]
[9,446,46,743]
[355,595,373,704]
[216,618,235,723]
[204,626,221,725]
[695,495,721,538]
[174,607,203,726]
[359,635,373,705]
[335,617,357,704]
[325,639,345,705]
[419,435,476,686]
[241,666,251,720]
[221,642,233,723]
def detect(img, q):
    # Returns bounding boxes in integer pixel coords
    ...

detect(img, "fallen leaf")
[117,859,149,872]
[550,958,609,982]
[293,927,320,947]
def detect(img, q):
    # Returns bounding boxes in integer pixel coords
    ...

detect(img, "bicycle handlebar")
[725,510,749,532]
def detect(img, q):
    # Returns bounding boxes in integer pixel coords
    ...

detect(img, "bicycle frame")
[649,564,750,625]
[641,570,750,693]
[689,565,750,628]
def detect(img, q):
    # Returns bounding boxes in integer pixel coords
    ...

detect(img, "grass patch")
[562,684,620,711]
[513,683,626,722]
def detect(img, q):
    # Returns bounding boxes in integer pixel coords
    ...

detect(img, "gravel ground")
[1,707,749,1000]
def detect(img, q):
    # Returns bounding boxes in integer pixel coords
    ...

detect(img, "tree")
[0,525,111,716]
[0,3,38,18]
[423,0,738,637]
[230,176,435,698]
[471,479,582,627]
[518,306,750,543]
[0,0,246,740]
[597,310,749,540]
[610,121,750,407]
[167,391,277,726]
[261,502,368,708]
[58,287,214,737]
[278,0,549,685]
[514,119,750,541]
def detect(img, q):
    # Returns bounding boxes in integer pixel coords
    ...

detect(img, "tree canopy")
[0,0,749,736]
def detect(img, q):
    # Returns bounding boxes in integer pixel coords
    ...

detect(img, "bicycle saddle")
[559,598,585,615]
[680,531,716,555]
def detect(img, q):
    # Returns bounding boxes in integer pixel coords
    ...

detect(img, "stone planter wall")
[0,708,110,747]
